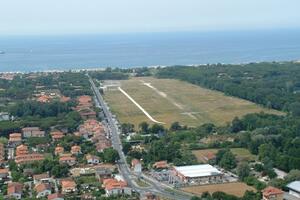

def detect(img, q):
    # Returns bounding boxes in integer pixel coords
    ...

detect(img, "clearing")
[181,182,256,197]
[103,77,283,128]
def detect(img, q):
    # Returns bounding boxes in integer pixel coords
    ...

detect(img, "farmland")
[192,148,257,163]
[103,77,283,128]
[181,182,256,197]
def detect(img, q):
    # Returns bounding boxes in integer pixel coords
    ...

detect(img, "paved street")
[88,75,192,200]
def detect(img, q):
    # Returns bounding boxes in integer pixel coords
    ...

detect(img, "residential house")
[103,178,131,197]
[16,144,29,156]
[262,186,283,200]
[37,95,51,103]
[35,183,52,198]
[7,182,23,199]
[95,140,111,153]
[22,127,45,138]
[59,155,76,166]
[287,181,300,198]
[203,151,216,163]
[94,164,116,181]
[61,179,77,194]
[0,168,9,179]
[71,145,81,155]
[50,131,64,141]
[55,146,64,156]
[15,153,45,165]
[48,193,64,200]
[33,173,51,184]
[131,159,142,173]
[9,133,22,147]
[86,154,100,165]
[153,161,169,169]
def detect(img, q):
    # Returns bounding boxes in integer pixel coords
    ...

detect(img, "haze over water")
[0,30,300,72]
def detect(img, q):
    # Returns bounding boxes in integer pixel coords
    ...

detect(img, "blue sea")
[0,29,300,72]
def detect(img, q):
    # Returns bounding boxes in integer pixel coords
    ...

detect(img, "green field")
[103,77,283,128]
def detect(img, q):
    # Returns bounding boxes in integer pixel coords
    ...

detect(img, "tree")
[237,162,250,180]
[150,124,165,134]
[103,148,120,163]
[139,122,149,134]
[121,123,135,134]
[218,149,237,170]
[231,117,244,133]
[170,122,182,131]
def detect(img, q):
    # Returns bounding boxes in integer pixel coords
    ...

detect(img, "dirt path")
[118,87,166,124]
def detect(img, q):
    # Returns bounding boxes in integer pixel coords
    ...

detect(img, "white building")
[170,164,223,185]
[131,159,142,174]
[287,181,300,198]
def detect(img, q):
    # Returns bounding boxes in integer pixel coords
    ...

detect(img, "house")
[71,145,81,155]
[170,164,223,185]
[37,95,51,103]
[50,131,64,141]
[0,112,10,121]
[95,140,111,152]
[33,173,51,184]
[203,152,216,162]
[22,127,45,138]
[79,108,97,120]
[93,164,116,180]
[59,155,76,166]
[7,182,23,199]
[287,181,300,198]
[35,183,52,198]
[262,186,284,200]
[86,154,100,165]
[16,144,29,156]
[131,159,142,173]
[60,96,70,103]
[152,161,169,169]
[15,153,45,165]
[61,179,77,194]
[9,133,22,147]
[55,146,64,156]
[0,168,9,179]
[103,178,131,197]
[48,193,64,200]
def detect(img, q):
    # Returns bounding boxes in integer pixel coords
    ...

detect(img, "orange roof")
[0,168,9,174]
[48,193,64,200]
[9,133,22,141]
[61,179,76,189]
[51,131,64,140]
[59,156,76,162]
[55,146,64,154]
[60,96,70,103]
[103,178,127,190]
[71,145,81,153]
[131,159,140,167]
[153,161,169,169]
[78,95,92,103]
[33,173,49,180]
[16,144,29,156]
[35,183,51,193]
[37,95,51,103]
[15,153,44,164]
[262,186,284,197]
[204,152,216,160]
[7,182,23,195]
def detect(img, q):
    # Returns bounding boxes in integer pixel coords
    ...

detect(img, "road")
[88,75,192,200]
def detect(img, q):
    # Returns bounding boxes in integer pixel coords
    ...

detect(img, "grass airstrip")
[103,77,283,128]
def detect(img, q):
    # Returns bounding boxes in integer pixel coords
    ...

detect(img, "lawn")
[192,148,257,163]
[181,182,256,197]
[103,77,283,128]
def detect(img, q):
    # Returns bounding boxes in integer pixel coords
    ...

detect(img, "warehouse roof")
[287,181,300,193]
[174,164,222,178]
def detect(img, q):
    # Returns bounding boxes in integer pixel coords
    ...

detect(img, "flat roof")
[287,181,300,193]
[174,164,222,178]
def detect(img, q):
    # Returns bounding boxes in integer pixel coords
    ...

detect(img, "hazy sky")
[1,0,300,35]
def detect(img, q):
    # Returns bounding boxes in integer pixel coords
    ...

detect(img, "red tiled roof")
[7,182,23,195]
[153,161,169,169]
[35,183,51,193]
[262,186,284,197]
[103,178,127,191]
[48,193,64,200]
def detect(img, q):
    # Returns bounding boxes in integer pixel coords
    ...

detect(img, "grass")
[181,182,256,197]
[103,77,283,128]
[192,148,257,163]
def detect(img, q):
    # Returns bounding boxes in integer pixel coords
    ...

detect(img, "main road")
[88,74,192,200]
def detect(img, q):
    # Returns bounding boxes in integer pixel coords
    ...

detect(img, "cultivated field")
[181,182,256,197]
[192,148,257,163]
[103,77,283,128]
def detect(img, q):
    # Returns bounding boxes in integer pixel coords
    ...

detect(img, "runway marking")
[118,87,165,124]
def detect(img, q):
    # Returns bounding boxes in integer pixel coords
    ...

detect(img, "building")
[287,181,300,198]
[71,145,81,155]
[262,186,283,200]
[61,179,77,194]
[170,164,223,185]
[59,155,76,166]
[15,153,45,165]
[0,168,9,179]
[152,161,169,169]
[203,152,216,162]
[16,144,29,156]
[48,193,64,200]
[94,164,116,181]
[22,127,45,138]
[50,131,64,141]
[9,133,22,147]
[0,112,10,121]
[86,154,100,165]
[103,178,131,197]
[7,182,23,199]
[33,173,51,184]
[37,95,51,103]
[55,146,64,156]
[35,183,52,198]
[131,159,142,173]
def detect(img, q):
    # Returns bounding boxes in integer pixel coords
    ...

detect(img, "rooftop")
[262,186,283,197]
[174,164,222,178]
[287,181,300,193]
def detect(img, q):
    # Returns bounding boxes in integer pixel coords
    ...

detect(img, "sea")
[0,29,300,72]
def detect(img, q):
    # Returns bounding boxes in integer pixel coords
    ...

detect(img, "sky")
[1,0,300,35]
